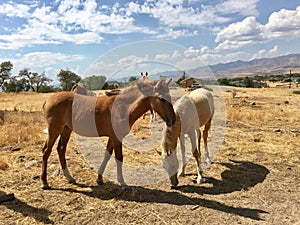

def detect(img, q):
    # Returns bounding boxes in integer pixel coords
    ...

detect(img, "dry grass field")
[0,86,299,224]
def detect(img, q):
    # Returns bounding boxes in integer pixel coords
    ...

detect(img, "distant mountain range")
[114,54,300,82]
[208,54,300,78]
[151,54,300,80]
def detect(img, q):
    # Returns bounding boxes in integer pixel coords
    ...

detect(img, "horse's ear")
[166,79,172,86]
[154,79,163,88]
[140,72,143,77]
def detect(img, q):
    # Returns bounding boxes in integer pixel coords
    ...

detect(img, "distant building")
[180,77,202,88]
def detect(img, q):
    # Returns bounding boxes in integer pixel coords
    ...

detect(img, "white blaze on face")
[162,150,179,177]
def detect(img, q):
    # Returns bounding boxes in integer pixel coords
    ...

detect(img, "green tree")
[175,71,186,85]
[82,75,107,90]
[244,76,254,88]
[3,78,28,92]
[218,78,230,86]
[128,76,138,83]
[57,69,81,91]
[19,69,52,92]
[0,61,13,91]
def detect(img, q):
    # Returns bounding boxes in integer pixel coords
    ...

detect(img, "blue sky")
[0,0,300,82]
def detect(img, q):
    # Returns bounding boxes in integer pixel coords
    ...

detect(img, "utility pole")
[289,70,292,89]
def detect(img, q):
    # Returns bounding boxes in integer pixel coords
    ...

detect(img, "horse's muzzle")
[170,174,178,188]
[166,117,176,127]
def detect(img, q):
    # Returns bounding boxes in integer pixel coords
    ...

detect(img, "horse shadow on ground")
[1,160,269,222]
[1,197,54,224]
[179,159,270,195]
[54,160,269,221]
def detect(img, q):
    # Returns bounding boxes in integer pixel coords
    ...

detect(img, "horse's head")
[138,79,176,127]
[71,83,87,95]
[161,116,181,188]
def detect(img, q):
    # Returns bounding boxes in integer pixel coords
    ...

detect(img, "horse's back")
[43,92,73,115]
[188,88,214,126]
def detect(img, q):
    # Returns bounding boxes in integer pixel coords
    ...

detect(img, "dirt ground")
[0,86,299,225]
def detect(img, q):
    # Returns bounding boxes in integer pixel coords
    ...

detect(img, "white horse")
[161,88,214,188]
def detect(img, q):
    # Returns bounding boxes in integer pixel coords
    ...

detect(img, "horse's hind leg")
[113,140,128,189]
[41,127,61,189]
[190,131,203,184]
[97,138,113,185]
[203,119,212,165]
[178,134,186,177]
[57,126,75,184]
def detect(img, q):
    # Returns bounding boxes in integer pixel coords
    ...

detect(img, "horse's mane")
[105,89,121,96]
[104,80,160,96]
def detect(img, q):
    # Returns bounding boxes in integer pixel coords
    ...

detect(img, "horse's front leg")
[97,138,113,185]
[190,131,203,184]
[113,140,128,190]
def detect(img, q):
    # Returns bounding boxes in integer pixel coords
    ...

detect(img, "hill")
[205,54,300,78]
[116,54,300,81]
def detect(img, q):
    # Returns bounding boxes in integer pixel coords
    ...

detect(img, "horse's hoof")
[68,178,76,184]
[205,158,212,165]
[171,185,179,190]
[197,177,205,184]
[41,184,51,190]
[96,179,104,185]
[121,184,130,191]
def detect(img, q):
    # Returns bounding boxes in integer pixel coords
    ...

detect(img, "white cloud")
[171,50,181,59]
[0,2,31,17]
[179,48,251,69]
[184,47,200,57]
[156,28,198,40]
[183,45,211,58]
[0,51,85,78]
[126,0,230,28]
[251,45,279,59]
[154,53,170,61]
[215,16,264,50]
[215,6,300,51]
[0,0,150,50]
[216,0,260,17]
[265,6,300,38]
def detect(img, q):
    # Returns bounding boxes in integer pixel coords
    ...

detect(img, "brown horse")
[71,82,87,95]
[41,79,175,189]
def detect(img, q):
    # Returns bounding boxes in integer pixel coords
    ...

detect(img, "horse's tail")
[42,101,47,113]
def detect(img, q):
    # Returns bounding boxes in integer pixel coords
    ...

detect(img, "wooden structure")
[179,77,201,88]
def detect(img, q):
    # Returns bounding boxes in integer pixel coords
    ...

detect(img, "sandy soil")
[0,86,299,224]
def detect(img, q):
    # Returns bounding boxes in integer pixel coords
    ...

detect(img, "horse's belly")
[72,95,99,137]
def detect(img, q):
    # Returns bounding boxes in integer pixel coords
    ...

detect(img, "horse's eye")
[160,98,166,102]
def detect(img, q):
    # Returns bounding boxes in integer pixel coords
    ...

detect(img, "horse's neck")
[163,113,181,143]
[129,97,151,127]
[115,85,151,127]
